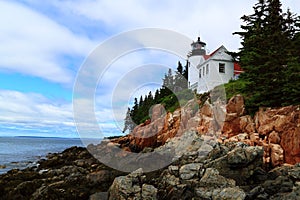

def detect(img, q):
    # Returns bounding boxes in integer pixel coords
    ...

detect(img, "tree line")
[123,61,190,133]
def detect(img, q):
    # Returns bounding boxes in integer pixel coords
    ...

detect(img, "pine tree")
[177,61,183,74]
[234,0,299,111]
[154,89,160,103]
[123,108,134,133]
[131,98,139,124]
[183,60,189,80]
[161,69,173,96]
[139,96,144,108]
[282,14,300,105]
[167,68,173,91]
[174,61,188,91]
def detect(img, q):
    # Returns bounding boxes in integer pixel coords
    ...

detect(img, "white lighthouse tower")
[187,37,207,91]
[187,37,239,93]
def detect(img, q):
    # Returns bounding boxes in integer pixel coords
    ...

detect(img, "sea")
[0,136,85,174]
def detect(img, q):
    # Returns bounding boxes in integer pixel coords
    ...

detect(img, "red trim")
[204,46,223,60]
[234,62,243,75]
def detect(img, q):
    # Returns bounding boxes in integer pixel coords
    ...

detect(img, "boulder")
[281,127,300,164]
[249,132,260,145]
[168,165,179,177]
[199,168,236,188]
[141,184,157,200]
[240,115,256,133]
[108,175,141,200]
[200,101,213,117]
[255,105,300,165]
[179,163,203,180]
[269,144,284,167]
[86,170,113,185]
[222,117,241,138]
[89,192,108,200]
[212,187,246,200]
[151,104,165,121]
[205,145,264,185]
[226,95,245,116]
[268,131,280,144]
[108,168,157,200]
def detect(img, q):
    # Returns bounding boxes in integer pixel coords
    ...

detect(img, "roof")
[200,45,244,75]
[203,46,225,60]
[191,37,206,46]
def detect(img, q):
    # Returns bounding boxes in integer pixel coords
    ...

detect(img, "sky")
[0,0,299,138]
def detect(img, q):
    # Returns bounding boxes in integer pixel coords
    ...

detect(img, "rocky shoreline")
[0,146,126,200]
[1,95,299,199]
[1,138,300,199]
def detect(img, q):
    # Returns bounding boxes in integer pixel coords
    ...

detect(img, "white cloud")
[0,1,96,83]
[52,0,300,52]
[0,89,73,126]
[52,0,255,51]
[0,89,123,137]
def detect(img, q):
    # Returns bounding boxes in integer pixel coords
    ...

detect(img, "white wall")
[197,48,234,93]
[188,55,201,91]
[206,60,234,90]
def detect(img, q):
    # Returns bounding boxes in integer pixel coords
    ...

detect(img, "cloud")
[0,1,96,83]
[0,89,123,138]
[0,89,73,126]
[51,0,255,51]
[51,0,300,52]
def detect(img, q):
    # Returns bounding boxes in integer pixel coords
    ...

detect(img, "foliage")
[123,61,191,132]
[214,79,248,101]
[233,0,300,113]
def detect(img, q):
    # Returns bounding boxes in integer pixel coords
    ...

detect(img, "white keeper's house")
[187,37,243,93]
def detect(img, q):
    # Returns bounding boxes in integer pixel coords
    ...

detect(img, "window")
[219,63,225,73]
[203,67,205,76]
[199,69,202,78]
[206,64,209,74]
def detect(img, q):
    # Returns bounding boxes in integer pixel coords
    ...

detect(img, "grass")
[213,79,247,102]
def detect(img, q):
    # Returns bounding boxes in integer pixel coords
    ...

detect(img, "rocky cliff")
[1,95,299,200]
[112,95,300,168]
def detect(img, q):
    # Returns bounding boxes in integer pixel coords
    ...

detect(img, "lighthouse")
[187,37,241,93]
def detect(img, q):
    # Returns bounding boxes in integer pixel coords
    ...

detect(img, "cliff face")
[222,96,300,167]
[112,95,300,167]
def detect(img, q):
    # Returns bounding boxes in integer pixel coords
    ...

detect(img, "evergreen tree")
[282,57,300,105]
[154,89,160,103]
[131,98,139,124]
[167,68,174,90]
[139,96,144,108]
[234,0,299,111]
[123,107,134,133]
[282,14,300,105]
[161,69,173,96]
[177,61,183,74]
[174,61,188,91]
[183,60,189,80]
[148,91,153,101]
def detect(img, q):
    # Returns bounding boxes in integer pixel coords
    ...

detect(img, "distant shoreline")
[14,136,81,139]
[0,136,107,140]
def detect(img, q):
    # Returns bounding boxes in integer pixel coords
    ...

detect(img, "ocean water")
[0,136,85,174]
